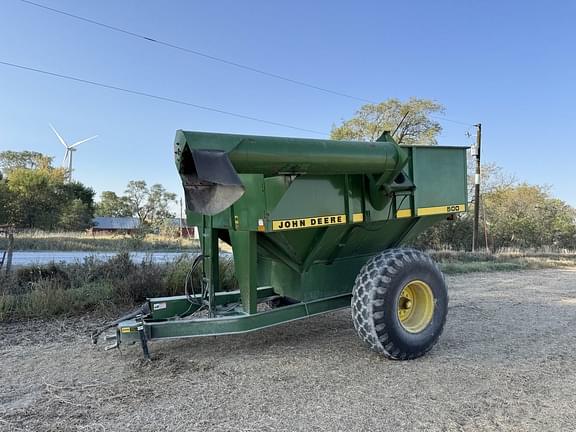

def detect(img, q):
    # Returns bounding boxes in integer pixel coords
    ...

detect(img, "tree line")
[412,175,576,251]
[94,181,177,228]
[0,150,177,231]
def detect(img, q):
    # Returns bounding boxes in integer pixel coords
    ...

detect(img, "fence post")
[5,232,14,274]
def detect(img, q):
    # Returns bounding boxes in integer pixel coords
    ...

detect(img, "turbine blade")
[69,135,98,148]
[49,123,68,148]
[63,149,69,164]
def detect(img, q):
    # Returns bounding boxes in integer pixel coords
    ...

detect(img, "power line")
[17,0,474,127]
[17,0,372,104]
[428,115,473,127]
[0,60,327,136]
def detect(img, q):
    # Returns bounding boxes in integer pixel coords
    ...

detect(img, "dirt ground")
[2,269,576,432]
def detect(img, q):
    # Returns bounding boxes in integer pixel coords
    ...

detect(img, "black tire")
[351,248,448,360]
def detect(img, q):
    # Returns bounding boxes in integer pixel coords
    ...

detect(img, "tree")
[331,98,444,144]
[146,184,177,226]
[5,167,64,228]
[125,180,149,224]
[413,162,576,251]
[464,161,517,200]
[0,150,53,175]
[56,182,95,216]
[483,184,576,249]
[55,182,95,230]
[547,199,576,248]
[59,198,93,231]
[0,177,12,224]
[124,180,176,226]
[0,151,95,230]
[95,191,132,217]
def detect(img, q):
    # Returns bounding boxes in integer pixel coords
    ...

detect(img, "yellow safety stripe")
[416,204,466,216]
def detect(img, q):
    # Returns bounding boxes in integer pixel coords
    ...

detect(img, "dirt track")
[2,269,576,431]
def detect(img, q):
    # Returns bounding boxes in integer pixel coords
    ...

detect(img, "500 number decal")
[417,204,466,216]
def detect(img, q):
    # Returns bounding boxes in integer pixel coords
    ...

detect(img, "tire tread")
[351,248,447,360]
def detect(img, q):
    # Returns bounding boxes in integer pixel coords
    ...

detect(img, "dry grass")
[0,230,199,252]
[429,248,576,274]
[0,253,237,322]
[2,246,575,322]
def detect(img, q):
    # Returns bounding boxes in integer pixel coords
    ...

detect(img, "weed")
[1,249,574,322]
[0,253,237,321]
[0,230,200,252]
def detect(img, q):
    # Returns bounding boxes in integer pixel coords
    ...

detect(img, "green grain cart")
[97,130,467,360]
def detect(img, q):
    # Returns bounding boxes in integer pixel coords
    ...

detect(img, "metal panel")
[228,174,266,231]
[267,176,347,221]
[411,146,468,211]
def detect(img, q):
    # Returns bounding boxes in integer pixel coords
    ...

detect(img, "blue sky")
[1,1,575,206]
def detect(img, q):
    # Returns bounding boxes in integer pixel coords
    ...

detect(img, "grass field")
[430,248,576,273]
[0,230,199,251]
[1,247,575,322]
[0,252,237,322]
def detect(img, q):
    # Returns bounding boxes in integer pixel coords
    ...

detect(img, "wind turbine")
[49,124,98,182]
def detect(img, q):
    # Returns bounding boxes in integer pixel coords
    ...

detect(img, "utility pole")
[0,225,15,274]
[6,232,14,274]
[472,123,482,252]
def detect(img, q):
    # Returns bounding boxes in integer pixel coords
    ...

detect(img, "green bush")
[0,253,237,321]
[17,280,114,318]
[162,254,202,297]
[7,249,570,321]
[112,260,165,304]
[15,263,71,290]
[23,281,78,317]
[0,292,17,322]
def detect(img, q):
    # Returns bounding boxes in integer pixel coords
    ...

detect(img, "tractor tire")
[351,248,448,360]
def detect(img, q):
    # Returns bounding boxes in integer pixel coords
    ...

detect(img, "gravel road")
[2,269,576,431]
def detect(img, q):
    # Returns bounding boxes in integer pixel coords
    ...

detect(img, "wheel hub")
[397,280,435,333]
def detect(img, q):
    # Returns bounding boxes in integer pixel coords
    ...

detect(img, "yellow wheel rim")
[397,280,435,333]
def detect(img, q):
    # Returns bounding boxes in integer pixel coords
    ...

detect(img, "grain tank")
[102,130,467,360]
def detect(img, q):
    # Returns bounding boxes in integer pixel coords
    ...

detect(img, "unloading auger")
[96,130,467,360]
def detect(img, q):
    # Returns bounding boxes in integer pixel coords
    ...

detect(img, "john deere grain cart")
[99,130,467,360]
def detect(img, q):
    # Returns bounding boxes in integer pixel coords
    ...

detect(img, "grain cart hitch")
[101,130,467,360]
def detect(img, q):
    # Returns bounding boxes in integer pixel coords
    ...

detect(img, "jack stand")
[137,315,151,361]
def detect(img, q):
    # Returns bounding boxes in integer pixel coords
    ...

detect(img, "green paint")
[148,287,276,320]
[146,294,351,340]
[230,230,258,314]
